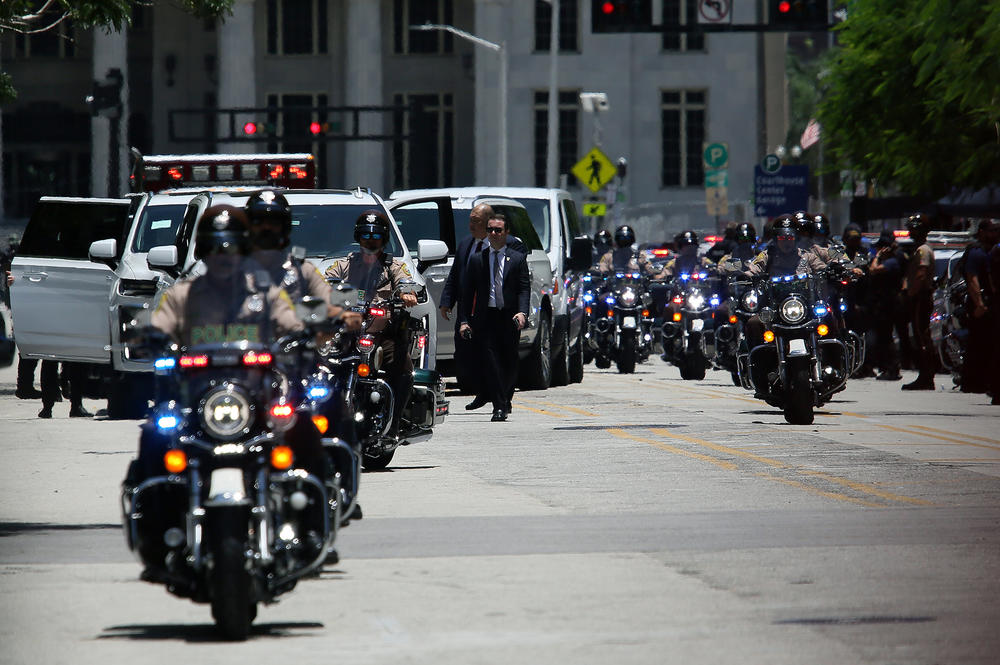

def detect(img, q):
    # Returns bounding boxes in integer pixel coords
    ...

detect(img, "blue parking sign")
[753,164,809,217]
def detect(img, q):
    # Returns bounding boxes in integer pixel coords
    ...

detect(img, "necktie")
[492,250,504,309]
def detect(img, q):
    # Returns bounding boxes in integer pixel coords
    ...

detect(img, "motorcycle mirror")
[395,279,422,296]
[296,295,329,324]
[330,282,358,309]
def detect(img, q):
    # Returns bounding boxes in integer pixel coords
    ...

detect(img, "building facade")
[2,0,788,240]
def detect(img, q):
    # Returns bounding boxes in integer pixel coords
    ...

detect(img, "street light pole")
[545,0,560,188]
[411,22,507,185]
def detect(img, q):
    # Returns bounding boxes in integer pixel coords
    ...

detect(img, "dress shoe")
[491,409,507,422]
[506,400,512,413]
[901,379,934,391]
[69,405,93,418]
[37,406,52,419]
[876,372,901,381]
[465,396,489,411]
[15,387,42,400]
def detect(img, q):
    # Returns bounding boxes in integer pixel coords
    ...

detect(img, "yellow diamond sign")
[572,147,617,193]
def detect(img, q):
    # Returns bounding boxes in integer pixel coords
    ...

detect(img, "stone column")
[217,0,256,152]
[91,28,128,197]
[474,0,505,186]
[344,0,384,191]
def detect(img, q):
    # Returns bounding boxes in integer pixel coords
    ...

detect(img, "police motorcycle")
[747,270,850,425]
[585,270,654,373]
[714,261,757,386]
[659,269,723,380]
[579,269,608,365]
[330,278,447,470]
[823,251,868,378]
[121,297,350,641]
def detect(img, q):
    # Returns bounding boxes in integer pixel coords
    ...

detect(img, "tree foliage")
[1,0,233,103]
[818,0,1000,197]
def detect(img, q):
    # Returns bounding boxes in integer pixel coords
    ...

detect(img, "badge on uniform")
[247,293,264,312]
[357,289,366,302]
[283,268,297,286]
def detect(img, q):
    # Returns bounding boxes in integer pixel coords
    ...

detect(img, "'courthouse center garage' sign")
[753,164,809,217]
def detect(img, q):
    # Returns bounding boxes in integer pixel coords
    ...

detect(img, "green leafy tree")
[1,0,233,103]
[818,0,1000,197]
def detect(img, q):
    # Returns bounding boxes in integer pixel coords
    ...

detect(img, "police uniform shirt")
[747,247,826,278]
[247,249,332,304]
[905,243,934,294]
[325,252,413,304]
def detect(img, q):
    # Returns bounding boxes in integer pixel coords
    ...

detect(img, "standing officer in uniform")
[901,214,936,390]
[325,210,418,438]
[868,230,904,380]
[459,214,530,422]
[960,218,998,393]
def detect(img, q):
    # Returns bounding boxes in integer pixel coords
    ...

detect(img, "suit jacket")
[459,246,530,326]
[441,235,528,310]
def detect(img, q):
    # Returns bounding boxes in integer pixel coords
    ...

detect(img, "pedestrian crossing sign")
[582,202,607,217]
[572,147,617,193]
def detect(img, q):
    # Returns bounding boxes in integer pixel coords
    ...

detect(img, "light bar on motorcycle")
[672,295,683,304]
[582,293,594,303]
[696,272,708,280]
[268,401,296,431]
[369,306,387,318]
[163,449,187,473]
[270,445,294,470]
[763,330,775,343]
[817,324,830,337]
[813,304,829,317]
[243,350,273,366]
[604,296,616,305]
[179,355,209,368]
[359,336,375,348]
[679,273,690,281]
[709,295,720,307]
[839,303,847,312]
[417,334,427,349]
[615,272,625,279]
[154,357,176,371]
[156,414,180,430]
[306,382,331,401]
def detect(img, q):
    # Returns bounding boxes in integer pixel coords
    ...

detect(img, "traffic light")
[591,0,652,34]
[770,0,828,29]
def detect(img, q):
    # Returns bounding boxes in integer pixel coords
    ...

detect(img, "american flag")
[800,119,821,150]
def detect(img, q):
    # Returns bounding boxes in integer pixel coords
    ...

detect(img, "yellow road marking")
[649,427,787,468]
[873,423,1000,452]
[797,470,934,506]
[753,472,884,508]
[516,399,599,417]
[908,425,1000,448]
[513,404,566,418]
[606,428,738,470]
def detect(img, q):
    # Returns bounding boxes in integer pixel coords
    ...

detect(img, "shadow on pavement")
[98,621,324,642]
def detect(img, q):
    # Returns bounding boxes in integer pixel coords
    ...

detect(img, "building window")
[393,0,454,54]
[534,0,579,53]
[11,14,76,58]
[661,0,704,52]
[533,90,579,187]
[661,90,706,188]
[392,93,454,189]
[266,0,328,55]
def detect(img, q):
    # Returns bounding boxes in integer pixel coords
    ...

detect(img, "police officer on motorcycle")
[597,225,656,274]
[718,223,758,272]
[593,229,613,263]
[657,230,714,279]
[325,210,418,439]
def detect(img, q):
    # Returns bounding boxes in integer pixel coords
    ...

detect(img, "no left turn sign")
[697,0,732,24]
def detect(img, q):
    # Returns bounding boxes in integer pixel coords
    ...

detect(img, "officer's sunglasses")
[205,241,243,256]
[361,232,383,240]
[487,227,505,234]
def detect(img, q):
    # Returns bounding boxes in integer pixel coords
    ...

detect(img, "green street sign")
[703,142,729,170]
[704,169,729,188]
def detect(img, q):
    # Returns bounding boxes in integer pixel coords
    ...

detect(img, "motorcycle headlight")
[741,290,759,311]
[780,297,807,324]
[620,288,637,306]
[686,292,705,309]
[200,385,254,441]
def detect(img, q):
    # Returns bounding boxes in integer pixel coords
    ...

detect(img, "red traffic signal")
[591,0,652,34]
[777,0,791,13]
[309,121,322,135]
[243,121,258,136]
[770,0,828,27]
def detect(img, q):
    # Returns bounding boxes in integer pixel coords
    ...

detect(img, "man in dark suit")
[459,214,530,422]
[440,203,492,408]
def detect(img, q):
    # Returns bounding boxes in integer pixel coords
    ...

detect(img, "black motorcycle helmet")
[594,229,612,251]
[245,190,292,250]
[354,209,392,244]
[613,225,636,249]
[905,213,931,240]
[194,205,251,260]
[675,230,699,248]
[793,211,813,238]
[734,222,757,244]
[812,213,832,239]
[772,214,798,239]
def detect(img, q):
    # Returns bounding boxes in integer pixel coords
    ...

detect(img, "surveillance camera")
[579,92,609,113]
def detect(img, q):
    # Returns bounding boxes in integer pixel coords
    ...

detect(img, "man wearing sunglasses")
[325,210,418,439]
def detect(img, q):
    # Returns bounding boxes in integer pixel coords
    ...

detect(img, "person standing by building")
[901,214,936,391]
[458,214,529,422]
[867,230,904,381]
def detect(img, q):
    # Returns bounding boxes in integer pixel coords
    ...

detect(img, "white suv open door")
[10,197,131,363]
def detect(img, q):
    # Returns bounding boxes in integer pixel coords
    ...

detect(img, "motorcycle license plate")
[691,319,704,332]
[622,316,637,329]
[787,338,808,356]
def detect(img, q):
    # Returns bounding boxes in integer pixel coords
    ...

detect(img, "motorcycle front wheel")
[783,366,815,425]
[363,449,395,471]
[616,340,636,374]
[210,535,254,641]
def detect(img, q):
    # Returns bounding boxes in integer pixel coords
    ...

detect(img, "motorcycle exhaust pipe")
[661,321,680,338]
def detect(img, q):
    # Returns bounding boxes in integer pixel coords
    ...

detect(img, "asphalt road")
[1,358,998,664]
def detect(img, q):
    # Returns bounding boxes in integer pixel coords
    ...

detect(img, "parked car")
[389,187,591,387]
[10,188,447,418]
